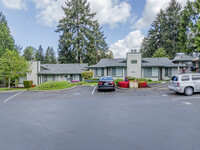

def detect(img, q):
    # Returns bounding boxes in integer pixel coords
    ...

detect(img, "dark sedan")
[98,76,115,91]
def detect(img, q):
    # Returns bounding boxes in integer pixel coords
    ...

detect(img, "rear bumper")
[168,86,184,93]
[98,86,115,90]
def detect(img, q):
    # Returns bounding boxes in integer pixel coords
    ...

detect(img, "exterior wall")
[127,52,142,78]
[18,61,40,87]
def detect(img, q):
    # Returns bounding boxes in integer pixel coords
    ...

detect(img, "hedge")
[114,78,124,86]
[23,80,33,88]
[81,71,94,80]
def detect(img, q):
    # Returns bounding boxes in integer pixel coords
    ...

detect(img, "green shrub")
[148,79,152,82]
[31,81,75,90]
[136,78,148,82]
[114,78,124,86]
[81,71,94,80]
[126,77,136,81]
[85,78,99,83]
[23,80,33,88]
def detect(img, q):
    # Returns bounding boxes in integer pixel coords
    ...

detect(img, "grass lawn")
[147,80,169,84]
[0,88,28,91]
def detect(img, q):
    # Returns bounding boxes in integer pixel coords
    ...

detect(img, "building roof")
[172,53,199,62]
[38,64,88,74]
[88,58,127,68]
[142,58,183,67]
[88,57,182,68]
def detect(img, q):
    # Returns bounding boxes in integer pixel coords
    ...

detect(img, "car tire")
[113,89,115,91]
[184,87,194,96]
[98,89,101,92]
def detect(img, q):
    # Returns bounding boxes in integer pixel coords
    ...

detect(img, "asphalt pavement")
[0,86,200,150]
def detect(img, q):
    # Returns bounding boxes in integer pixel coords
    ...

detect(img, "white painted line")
[3,91,25,102]
[182,102,192,105]
[172,97,200,100]
[162,94,168,97]
[92,86,97,95]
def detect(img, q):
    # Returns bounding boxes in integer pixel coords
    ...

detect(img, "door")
[191,74,200,92]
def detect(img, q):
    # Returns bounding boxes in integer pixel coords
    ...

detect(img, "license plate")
[104,83,108,85]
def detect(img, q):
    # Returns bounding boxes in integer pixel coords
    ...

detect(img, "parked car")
[168,73,200,96]
[98,76,115,91]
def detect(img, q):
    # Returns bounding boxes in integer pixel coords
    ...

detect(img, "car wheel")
[184,87,193,96]
[113,89,115,91]
[98,89,101,92]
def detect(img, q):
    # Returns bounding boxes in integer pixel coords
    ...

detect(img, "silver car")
[168,73,200,96]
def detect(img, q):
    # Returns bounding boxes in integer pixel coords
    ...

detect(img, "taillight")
[110,82,115,85]
[177,83,179,87]
[99,82,103,85]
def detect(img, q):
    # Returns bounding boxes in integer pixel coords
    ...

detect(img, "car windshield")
[171,76,178,81]
[100,76,113,81]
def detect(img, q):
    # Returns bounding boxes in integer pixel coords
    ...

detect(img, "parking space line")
[172,97,200,100]
[3,91,25,102]
[92,86,97,95]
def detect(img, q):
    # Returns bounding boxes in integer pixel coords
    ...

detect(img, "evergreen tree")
[23,46,35,61]
[140,0,182,58]
[56,0,109,64]
[35,45,44,63]
[153,47,169,58]
[0,12,15,57]
[44,47,51,64]
[49,47,57,64]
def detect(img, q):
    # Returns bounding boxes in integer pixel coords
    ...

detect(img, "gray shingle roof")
[142,58,183,67]
[173,53,199,62]
[38,64,88,74]
[88,58,127,68]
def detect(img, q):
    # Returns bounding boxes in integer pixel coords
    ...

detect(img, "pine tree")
[49,47,57,64]
[23,46,35,61]
[44,47,51,64]
[140,0,182,58]
[35,45,44,63]
[0,12,15,57]
[153,47,169,58]
[56,0,109,64]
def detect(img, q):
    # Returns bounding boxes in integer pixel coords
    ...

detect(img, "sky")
[0,0,194,58]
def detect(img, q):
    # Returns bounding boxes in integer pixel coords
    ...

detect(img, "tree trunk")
[8,78,10,90]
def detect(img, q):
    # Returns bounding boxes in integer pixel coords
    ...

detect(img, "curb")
[116,86,152,91]
[0,90,27,93]
[27,85,78,92]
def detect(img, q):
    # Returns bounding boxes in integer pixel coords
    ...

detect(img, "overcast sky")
[0,0,194,58]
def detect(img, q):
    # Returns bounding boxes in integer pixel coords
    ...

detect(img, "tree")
[56,0,109,64]
[44,47,51,64]
[153,47,169,58]
[140,0,182,58]
[0,50,30,89]
[35,45,44,63]
[0,12,15,57]
[23,46,35,61]
[49,47,57,64]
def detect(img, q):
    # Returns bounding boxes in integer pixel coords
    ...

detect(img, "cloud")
[110,30,144,58]
[0,0,26,10]
[0,0,132,27]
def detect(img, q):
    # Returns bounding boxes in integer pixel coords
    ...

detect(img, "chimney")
[131,49,137,53]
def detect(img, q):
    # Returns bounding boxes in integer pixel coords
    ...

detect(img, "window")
[171,76,178,81]
[181,75,190,81]
[152,67,158,77]
[111,67,123,76]
[146,68,152,77]
[131,60,137,64]
[165,68,168,76]
[100,76,113,80]
[18,77,25,84]
[101,68,104,76]
[43,75,47,82]
[192,75,200,80]
[95,68,101,76]
[112,68,116,76]
[73,75,79,81]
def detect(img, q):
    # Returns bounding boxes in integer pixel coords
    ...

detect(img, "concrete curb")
[116,86,152,91]
[27,85,78,92]
[0,90,27,93]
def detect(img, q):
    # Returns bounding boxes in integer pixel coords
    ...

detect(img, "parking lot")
[0,86,200,150]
